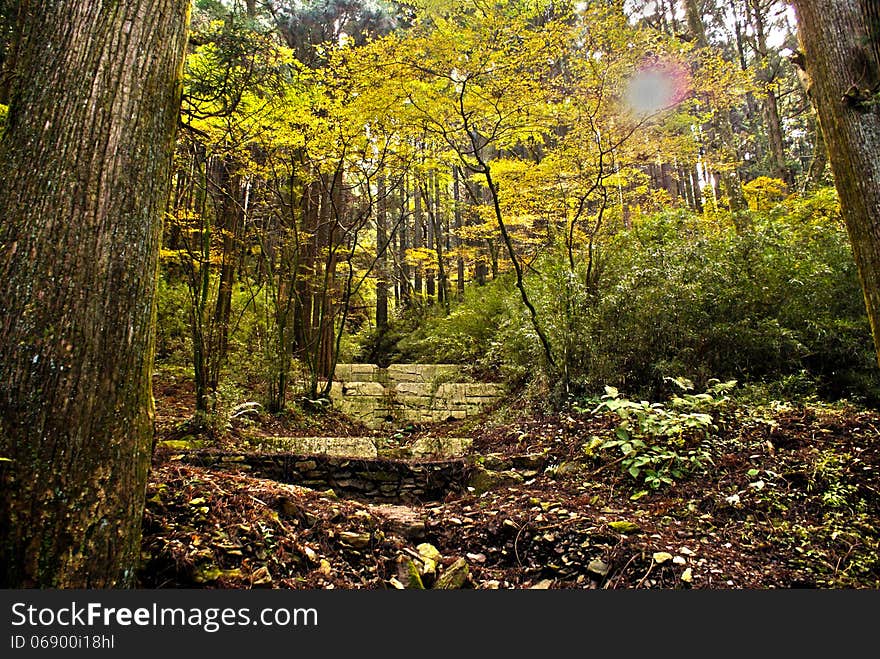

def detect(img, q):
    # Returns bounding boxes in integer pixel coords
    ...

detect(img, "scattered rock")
[374,504,426,540]
[251,566,273,586]
[339,531,371,549]
[652,552,673,564]
[608,521,641,534]
[681,568,693,583]
[417,543,442,564]
[434,558,469,589]
[468,466,524,495]
[531,579,554,589]
[587,559,610,577]
[396,556,425,589]
[552,461,582,477]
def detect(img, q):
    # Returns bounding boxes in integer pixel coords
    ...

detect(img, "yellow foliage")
[744,176,789,211]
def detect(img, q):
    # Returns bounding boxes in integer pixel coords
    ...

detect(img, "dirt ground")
[139,370,880,589]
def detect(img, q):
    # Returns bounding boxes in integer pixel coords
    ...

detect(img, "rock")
[466,552,487,564]
[468,465,524,495]
[339,531,371,549]
[652,552,673,565]
[553,461,582,477]
[673,556,687,565]
[410,436,473,458]
[608,521,641,534]
[192,564,221,584]
[415,543,441,580]
[531,579,554,589]
[374,504,427,540]
[396,556,425,589]
[511,453,549,471]
[681,568,693,583]
[251,566,273,586]
[278,496,302,519]
[482,455,512,471]
[193,565,242,584]
[433,558,469,589]
[158,438,206,451]
[388,577,406,589]
[417,543,442,564]
[587,559,610,577]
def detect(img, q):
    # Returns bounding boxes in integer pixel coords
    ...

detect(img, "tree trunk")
[453,165,465,297]
[413,172,423,299]
[397,184,411,307]
[376,175,389,333]
[750,0,792,184]
[792,0,880,364]
[207,162,245,396]
[0,0,190,587]
[683,0,748,214]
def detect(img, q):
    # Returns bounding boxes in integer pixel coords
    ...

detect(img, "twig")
[604,552,640,590]
[635,560,654,589]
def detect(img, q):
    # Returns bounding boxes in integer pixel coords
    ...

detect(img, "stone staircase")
[329,363,506,428]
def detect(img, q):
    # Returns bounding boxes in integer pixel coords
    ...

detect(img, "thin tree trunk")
[0,0,190,587]
[750,0,792,184]
[413,171,423,299]
[684,0,748,215]
[453,165,465,297]
[376,174,389,333]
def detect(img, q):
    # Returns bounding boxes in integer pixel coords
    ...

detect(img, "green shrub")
[578,379,735,490]
[357,188,880,407]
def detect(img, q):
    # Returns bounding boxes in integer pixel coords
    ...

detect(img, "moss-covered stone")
[468,465,524,495]
[433,557,469,589]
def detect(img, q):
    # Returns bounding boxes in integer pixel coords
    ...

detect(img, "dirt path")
[141,375,880,588]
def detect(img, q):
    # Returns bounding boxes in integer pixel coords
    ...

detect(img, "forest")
[1,0,879,590]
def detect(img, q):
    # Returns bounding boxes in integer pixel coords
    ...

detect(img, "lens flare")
[625,59,690,116]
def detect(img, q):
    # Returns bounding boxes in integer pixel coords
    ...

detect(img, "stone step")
[325,363,506,428]
[249,435,474,460]
[182,451,470,503]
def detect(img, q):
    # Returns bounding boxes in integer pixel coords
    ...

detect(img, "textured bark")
[0,0,190,587]
[413,172,424,298]
[206,163,246,396]
[792,0,880,364]
[453,165,465,297]
[376,175,389,332]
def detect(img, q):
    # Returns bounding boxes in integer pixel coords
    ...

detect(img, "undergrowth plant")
[579,378,737,490]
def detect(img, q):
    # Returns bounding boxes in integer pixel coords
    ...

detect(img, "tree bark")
[0,0,190,587]
[453,165,465,297]
[792,0,880,364]
[376,175,389,332]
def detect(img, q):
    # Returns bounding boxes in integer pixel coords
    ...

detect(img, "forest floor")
[139,367,880,589]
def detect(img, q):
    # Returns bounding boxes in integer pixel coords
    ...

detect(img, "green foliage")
[550,194,876,403]
[381,188,878,406]
[155,274,192,363]
[373,279,512,372]
[579,379,735,489]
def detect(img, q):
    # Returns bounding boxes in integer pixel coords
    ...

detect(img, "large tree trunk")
[0,1,190,587]
[792,0,880,364]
